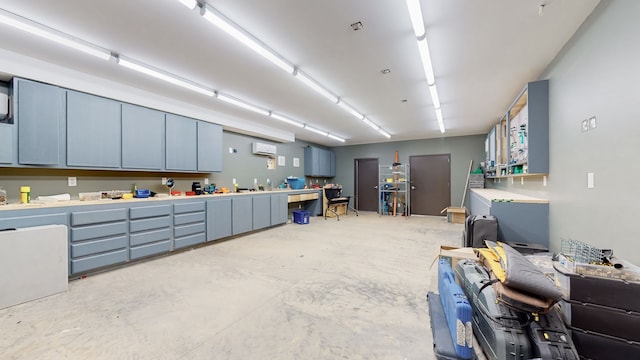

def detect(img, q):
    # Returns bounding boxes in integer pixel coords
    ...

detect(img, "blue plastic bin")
[286,177,305,189]
[293,210,310,224]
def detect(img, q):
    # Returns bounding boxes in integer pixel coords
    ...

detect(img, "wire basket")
[560,238,612,264]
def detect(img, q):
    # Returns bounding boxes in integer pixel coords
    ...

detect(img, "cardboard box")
[433,245,478,269]
[441,207,467,224]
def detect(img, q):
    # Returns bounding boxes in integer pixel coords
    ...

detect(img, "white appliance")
[251,141,277,156]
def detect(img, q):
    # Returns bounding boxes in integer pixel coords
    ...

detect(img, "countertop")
[0,188,322,211]
[470,188,549,203]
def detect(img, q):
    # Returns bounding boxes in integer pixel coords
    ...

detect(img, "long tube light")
[217,93,270,116]
[304,125,328,137]
[328,134,346,143]
[201,5,294,74]
[294,70,338,103]
[406,0,426,38]
[117,56,214,96]
[337,100,364,120]
[362,117,380,131]
[378,129,391,138]
[417,38,435,85]
[435,108,445,134]
[177,0,198,10]
[0,8,111,60]
[270,112,304,128]
[429,84,441,109]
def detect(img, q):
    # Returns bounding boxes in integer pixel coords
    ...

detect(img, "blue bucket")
[286,177,305,189]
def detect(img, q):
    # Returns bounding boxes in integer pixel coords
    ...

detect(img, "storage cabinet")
[0,123,12,164]
[304,146,336,177]
[252,194,271,230]
[173,201,206,249]
[207,197,232,241]
[165,114,197,171]
[14,78,64,166]
[197,121,223,172]
[270,193,288,225]
[122,104,164,170]
[232,196,252,235]
[129,204,171,259]
[69,208,128,274]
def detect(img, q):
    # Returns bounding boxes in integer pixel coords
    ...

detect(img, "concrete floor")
[0,212,466,359]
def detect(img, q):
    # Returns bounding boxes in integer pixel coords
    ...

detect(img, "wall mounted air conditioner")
[252,142,277,156]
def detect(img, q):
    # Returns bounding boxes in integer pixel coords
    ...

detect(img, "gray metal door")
[409,154,451,216]
[355,158,379,211]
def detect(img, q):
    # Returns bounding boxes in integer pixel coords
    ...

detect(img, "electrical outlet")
[204,178,209,185]
[589,116,597,129]
[581,119,589,132]
[68,177,77,187]
[162,177,167,185]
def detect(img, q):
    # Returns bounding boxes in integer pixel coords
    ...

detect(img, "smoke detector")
[350,21,363,31]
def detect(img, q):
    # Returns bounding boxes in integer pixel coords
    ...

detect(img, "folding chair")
[324,186,358,221]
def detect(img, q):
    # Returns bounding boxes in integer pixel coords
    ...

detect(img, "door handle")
[411,185,416,190]
[374,185,378,189]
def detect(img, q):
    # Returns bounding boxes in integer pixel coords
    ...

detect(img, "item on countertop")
[36,194,71,202]
[170,190,182,196]
[192,182,202,195]
[20,186,30,204]
[0,187,6,205]
[134,189,151,198]
[185,191,196,196]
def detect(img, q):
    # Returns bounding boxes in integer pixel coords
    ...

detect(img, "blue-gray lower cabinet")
[129,204,171,260]
[252,194,271,230]
[232,196,252,235]
[69,208,128,274]
[270,193,288,225]
[207,197,232,241]
[173,201,206,249]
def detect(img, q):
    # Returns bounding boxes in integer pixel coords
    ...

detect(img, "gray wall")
[489,1,640,264]
[0,131,318,203]
[333,135,486,209]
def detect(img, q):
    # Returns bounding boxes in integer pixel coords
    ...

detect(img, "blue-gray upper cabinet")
[207,197,232,241]
[304,146,335,177]
[13,78,64,166]
[197,121,223,172]
[121,104,164,170]
[66,91,122,168]
[0,123,12,164]
[166,114,197,171]
[506,80,549,174]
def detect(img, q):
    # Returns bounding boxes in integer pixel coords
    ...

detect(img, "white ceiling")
[0,0,600,146]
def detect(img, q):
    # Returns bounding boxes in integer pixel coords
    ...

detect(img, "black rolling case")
[526,307,580,360]
[454,259,531,360]
[427,291,463,360]
[463,215,498,248]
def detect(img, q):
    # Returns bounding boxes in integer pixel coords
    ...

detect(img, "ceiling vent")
[252,142,277,156]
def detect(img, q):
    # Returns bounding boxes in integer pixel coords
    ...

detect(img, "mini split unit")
[251,142,277,156]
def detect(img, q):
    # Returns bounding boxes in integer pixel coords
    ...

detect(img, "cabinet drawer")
[130,240,171,260]
[71,208,127,226]
[70,235,128,258]
[174,212,205,226]
[0,213,67,229]
[130,216,171,233]
[174,223,205,238]
[70,222,127,242]
[70,248,128,274]
[130,205,171,219]
[174,202,205,214]
[174,233,205,249]
[130,228,171,247]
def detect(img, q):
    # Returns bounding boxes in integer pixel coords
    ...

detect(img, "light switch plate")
[162,177,167,185]
[587,172,594,189]
[68,177,77,187]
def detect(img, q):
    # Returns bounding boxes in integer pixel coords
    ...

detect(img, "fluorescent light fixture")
[435,108,445,133]
[429,84,441,109]
[177,0,198,10]
[378,129,391,138]
[0,9,111,60]
[270,112,304,128]
[337,100,364,120]
[217,93,269,116]
[417,38,435,85]
[117,56,214,96]
[294,70,338,103]
[406,0,425,38]
[362,117,380,131]
[304,125,328,137]
[328,134,346,142]
[201,5,294,74]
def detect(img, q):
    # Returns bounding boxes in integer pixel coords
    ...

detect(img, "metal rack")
[378,164,410,217]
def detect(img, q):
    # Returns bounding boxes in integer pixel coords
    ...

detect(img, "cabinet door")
[16,79,63,165]
[165,114,197,171]
[305,146,331,177]
[197,121,222,172]
[329,150,336,177]
[121,104,164,170]
[252,194,271,230]
[0,123,12,164]
[67,91,121,168]
[270,193,288,225]
[232,196,252,235]
[207,197,232,241]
